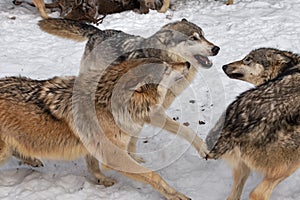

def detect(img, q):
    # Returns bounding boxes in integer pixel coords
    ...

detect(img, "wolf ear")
[276,54,292,64]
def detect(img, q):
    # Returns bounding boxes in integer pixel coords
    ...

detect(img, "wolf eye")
[243,57,252,65]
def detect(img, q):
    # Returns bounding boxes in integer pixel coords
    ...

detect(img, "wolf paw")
[20,158,44,167]
[97,177,116,187]
[198,143,209,159]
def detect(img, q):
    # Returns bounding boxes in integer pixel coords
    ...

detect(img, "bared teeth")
[193,54,212,68]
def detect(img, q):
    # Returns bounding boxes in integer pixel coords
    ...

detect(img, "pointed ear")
[276,54,292,64]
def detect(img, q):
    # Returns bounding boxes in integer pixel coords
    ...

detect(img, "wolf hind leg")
[85,154,115,187]
[102,134,190,200]
[159,0,170,13]
[103,147,190,200]
[250,165,299,200]
[226,0,234,5]
[33,0,49,19]
[227,160,250,200]
[0,139,12,165]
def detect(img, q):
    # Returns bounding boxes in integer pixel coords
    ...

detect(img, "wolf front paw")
[20,158,44,167]
[97,177,116,187]
[198,142,209,159]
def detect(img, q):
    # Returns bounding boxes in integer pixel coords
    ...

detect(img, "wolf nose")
[212,46,220,56]
[222,65,228,71]
[185,61,191,69]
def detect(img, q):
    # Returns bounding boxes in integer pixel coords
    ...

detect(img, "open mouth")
[194,55,213,68]
[227,73,244,79]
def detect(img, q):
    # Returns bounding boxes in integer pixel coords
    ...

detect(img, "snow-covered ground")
[0,0,300,199]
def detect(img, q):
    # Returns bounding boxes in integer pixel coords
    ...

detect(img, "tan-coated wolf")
[206,48,300,200]
[158,0,234,13]
[38,18,219,160]
[0,58,202,199]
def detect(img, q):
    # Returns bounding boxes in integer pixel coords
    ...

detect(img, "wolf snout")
[222,65,228,71]
[212,46,220,56]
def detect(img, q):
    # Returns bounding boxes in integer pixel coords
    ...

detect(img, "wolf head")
[153,19,220,68]
[222,48,300,86]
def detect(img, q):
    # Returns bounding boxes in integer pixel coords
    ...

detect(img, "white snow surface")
[0,0,300,199]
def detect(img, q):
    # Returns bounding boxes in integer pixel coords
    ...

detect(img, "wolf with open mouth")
[38,19,219,183]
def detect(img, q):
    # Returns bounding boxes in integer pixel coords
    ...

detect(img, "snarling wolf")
[38,17,218,162]
[0,58,205,199]
[206,48,300,200]
[38,18,219,68]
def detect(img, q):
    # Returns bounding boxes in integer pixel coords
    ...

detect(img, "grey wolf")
[159,0,234,13]
[38,17,219,166]
[0,58,201,199]
[206,48,300,200]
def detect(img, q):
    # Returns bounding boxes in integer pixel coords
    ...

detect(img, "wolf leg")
[0,139,12,165]
[227,160,250,200]
[249,165,299,200]
[85,154,115,187]
[33,0,49,18]
[149,105,208,158]
[98,129,191,200]
[159,0,170,13]
[226,0,234,5]
[104,150,191,200]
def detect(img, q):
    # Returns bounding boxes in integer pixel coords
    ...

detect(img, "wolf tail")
[38,19,100,42]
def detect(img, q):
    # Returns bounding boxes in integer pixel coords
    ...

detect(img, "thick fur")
[37,18,219,108]
[206,48,300,200]
[0,58,203,199]
[159,0,234,13]
[20,0,161,22]
[38,17,218,161]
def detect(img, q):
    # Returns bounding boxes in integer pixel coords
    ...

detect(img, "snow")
[0,0,300,199]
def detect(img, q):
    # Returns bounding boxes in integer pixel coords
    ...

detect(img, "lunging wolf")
[0,58,200,199]
[206,48,300,200]
[38,18,219,161]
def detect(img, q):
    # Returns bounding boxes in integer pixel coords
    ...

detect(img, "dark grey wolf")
[0,58,199,199]
[206,48,300,200]
[38,18,218,160]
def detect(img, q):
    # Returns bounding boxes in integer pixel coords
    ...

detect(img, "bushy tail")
[38,19,100,42]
